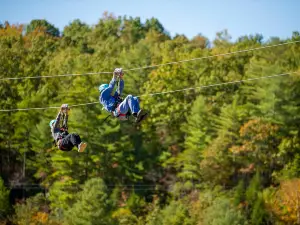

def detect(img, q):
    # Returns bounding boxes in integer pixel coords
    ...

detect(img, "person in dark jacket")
[98,68,148,123]
[49,104,87,152]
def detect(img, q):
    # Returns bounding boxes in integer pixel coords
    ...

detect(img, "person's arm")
[117,79,124,96]
[63,114,68,130]
[107,68,124,96]
[53,111,62,129]
[108,76,118,95]
[61,104,69,130]
[51,111,62,140]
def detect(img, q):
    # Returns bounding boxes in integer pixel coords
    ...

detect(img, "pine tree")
[0,177,10,217]
[64,178,113,225]
[175,95,215,189]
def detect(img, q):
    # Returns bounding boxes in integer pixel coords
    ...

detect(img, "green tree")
[26,19,60,36]
[64,178,113,225]
[62,19,93,53]
[158,200,192,225]
[63,19,90,40]
[0,177,10,217]
[12,193,53,225]
[174,95,215,191]
[144,18,165,34]
[202,196,247,225]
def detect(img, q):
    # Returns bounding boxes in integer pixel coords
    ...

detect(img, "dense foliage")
[1,13,300,224]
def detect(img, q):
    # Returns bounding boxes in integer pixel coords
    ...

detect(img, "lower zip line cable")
[0,71,297,112]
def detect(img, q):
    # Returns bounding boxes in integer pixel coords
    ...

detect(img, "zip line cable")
[0,71,297,112]
[137,72,296,97]
[124,41,300,72]
[0,40,299,81]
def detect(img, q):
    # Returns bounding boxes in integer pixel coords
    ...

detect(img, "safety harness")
[103,95,130,122]
[103,79,131,122]
[53,113,70,150]
[56,128,69,150]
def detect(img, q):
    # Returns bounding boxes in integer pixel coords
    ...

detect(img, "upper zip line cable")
[0,71,297,112]
[0,40,299,81]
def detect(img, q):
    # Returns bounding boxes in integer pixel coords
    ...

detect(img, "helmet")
[49,120,56,127]
[99,84,109,93]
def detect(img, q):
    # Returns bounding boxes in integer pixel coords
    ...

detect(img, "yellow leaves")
[229,145,247,154]
[112,208,132,219]
[31,212,48,224]
[112,208,138,225]
[0,24,23,37]
[190,35,208,49]
[238,163,255,174]
[239,119,279,140]
[265,179,300,224]
[229,119,281,175]
[231,119,279,155]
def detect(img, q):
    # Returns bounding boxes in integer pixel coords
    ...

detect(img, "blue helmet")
[99,84,109,93]
[49,120,56,128]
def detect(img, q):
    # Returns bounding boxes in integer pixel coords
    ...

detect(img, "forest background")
[1,10,300,225]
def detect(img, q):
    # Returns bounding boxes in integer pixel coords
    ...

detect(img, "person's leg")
[135,109,148,123]
[69,133,81,146]
[60,133,81,150]
[117,95,140,115]
[59,134,74,151]
[69,133,87,152]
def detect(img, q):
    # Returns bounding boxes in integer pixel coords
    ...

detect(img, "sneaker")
[135,109,148,124]
[78,142,87,152]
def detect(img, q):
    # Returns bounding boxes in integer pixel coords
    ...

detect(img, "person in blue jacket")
[99,68,148,123]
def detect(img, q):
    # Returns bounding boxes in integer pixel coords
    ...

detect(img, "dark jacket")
[51,112,68,142]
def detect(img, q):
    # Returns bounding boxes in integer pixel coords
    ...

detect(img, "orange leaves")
[229,119,280,176]
[229,145,247,154]
[31,212,49,224]
[230,119,279,154]
[0,23,23,37]
[190,35,208,49]
[239,119,279,141]
[239,163,255,174]
[266,179,300,224]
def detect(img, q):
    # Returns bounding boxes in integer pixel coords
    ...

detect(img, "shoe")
[135,109,148,124]
[78,142,87,152]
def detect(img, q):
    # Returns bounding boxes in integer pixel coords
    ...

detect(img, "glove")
[119,69,124,79]
[113,68,124,79]
[61,104,69,113]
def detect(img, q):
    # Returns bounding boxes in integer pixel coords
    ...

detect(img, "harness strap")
[103,114,111,122]
[111,96,123,116]
[55,132,68,150]
[117,107,126,117]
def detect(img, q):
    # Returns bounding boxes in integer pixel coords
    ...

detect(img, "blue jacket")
[99,77,124,112]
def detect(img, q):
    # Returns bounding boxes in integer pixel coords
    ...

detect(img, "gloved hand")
[119,69,124,79]
[113,68,124,79]
[61,104,69,113]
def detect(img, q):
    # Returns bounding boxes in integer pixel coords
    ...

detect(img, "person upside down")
[49,104,87,152]
[98,68,148,123]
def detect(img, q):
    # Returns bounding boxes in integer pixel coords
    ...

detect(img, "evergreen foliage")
[1,14,300,224]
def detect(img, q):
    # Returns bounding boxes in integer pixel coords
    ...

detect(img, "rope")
[137,72,296,97]
[0,71,297,112]
[0,41,299,81]
[124,41,300,72]
[0,72,112,81]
